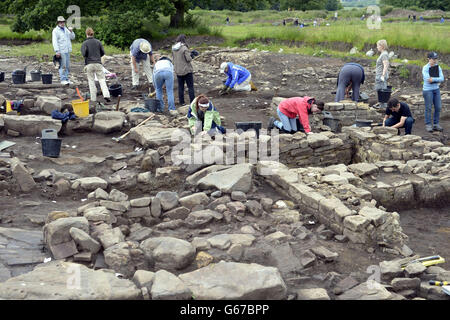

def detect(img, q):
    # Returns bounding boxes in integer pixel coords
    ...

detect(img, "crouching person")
[268,96,324,135]
[188,95,226,136]
[383,98,415,135]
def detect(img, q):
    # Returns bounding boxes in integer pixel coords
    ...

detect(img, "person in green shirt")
[187,95,226,136]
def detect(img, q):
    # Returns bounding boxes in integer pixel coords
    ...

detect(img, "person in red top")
[267,96,324,134]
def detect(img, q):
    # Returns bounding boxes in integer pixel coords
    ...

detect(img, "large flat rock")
[197,163,253,193]
[0,261,141,299]
[2,115,62,136]
[179,261,287,300]
[0,227,45,271]
[129,125,182,148]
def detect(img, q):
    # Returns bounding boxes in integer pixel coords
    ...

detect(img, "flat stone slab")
[179,261,287,299]
[129,126,182,148]
[0,227,45,269]
[197,163,253,193]
[2,115,62,136]
[0,261,141,299]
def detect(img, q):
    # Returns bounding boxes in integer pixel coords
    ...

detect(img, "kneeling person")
[383,98,414,135]
[188,95,226,136]
[268,96,324,135]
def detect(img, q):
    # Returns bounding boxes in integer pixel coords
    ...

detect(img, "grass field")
[0,10,448,70]
[218,20,450,54]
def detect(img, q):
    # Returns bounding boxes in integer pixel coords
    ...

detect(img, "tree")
[325,0,340,11]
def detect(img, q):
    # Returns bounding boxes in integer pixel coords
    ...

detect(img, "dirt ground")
[0,38,449,295]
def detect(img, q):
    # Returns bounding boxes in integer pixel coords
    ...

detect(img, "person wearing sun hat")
[422,51,445,132]
[130,38,155,90]
[52,16,75,85]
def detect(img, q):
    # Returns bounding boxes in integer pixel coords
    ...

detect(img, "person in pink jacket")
[267,96,324,134]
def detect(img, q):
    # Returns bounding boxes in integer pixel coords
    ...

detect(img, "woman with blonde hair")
[375,39,390,108]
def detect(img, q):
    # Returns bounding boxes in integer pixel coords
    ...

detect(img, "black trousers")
[177,73,195,105]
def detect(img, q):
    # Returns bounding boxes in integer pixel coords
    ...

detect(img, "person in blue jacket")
[52,16,75,85]
[422,52,445,132]
[219,62,252,94]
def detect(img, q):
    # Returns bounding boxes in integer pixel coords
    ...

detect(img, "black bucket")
[0,72,4,82]
[323,118,342,133]
[235,121,262,138]
[41,74,53,84]
[109,83,122,97]
[12,70,25,84]
[377,86,392,103]
[30,70,41,82]
[41,138,62,158]
[355,119,373,127]
[144,97,161,112]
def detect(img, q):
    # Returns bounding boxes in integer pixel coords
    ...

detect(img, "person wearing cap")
[335,63,365,102]
[267,96,324,134]
[383,98,415,135]
[130,38,155,90]
[187,94,225,136]
[52,16,75,85]
[219,62,252,94]
[172,34,198,106]
[153,55,176,114]
[81,27,111,105]
[422,52,445,132]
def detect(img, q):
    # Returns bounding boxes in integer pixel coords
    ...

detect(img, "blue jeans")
[385,116,415,135]
[59,52,70,82]
[274,107,297,132]
[423,89,442,126]
[154,70,175,111]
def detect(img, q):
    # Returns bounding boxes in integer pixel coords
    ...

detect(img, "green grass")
[219,20,450,54]
[0,41,127,60]
[0,24,49,41]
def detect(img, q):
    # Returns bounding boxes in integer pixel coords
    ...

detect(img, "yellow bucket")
[6,100,12,113]
[71,99,90,118]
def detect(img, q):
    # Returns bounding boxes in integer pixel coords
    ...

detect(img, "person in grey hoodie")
[172,34,199,105]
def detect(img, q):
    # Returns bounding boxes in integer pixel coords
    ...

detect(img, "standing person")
[422,52,445,132]
[130,38,155,91]
[267,97,324,134]
[81,27,111,105]
[52,16,75,85]
[283,19,286,26]
[375,39,390,108]
[335,63,365,102]
[383,98,415,135]
[441,16,445,24]
[334,11,338,21]
[226,17,230,25]
[153,55,176,115]
[172,34,198,106]
[187,94,226,136]
[219,62,252,94]
[313,19,317,27]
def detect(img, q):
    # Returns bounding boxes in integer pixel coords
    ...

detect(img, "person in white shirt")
[153,55,176,114]
[52,16,75,85]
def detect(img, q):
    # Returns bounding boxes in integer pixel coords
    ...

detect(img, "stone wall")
[400,91,450,119]
[324,101,380,126]
[256,161,409,251]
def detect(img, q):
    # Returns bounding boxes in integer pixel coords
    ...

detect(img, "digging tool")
[76,87,84,101]
[116,95,121,111]
[112,114,155,142]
